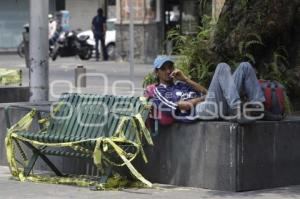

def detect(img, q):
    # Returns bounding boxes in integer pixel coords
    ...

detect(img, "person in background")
[48,14,60,46]
[91,8,108,61]
[48,14,57,39]
[152,56,265,124]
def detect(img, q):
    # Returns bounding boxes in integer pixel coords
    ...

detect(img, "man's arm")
[102,17,107,38]
[170,69,207,94]
[103,22,106,34]
[91,17,95,32]
[154,83,206,113]
[184,78,207,95]
[177,96,206,111]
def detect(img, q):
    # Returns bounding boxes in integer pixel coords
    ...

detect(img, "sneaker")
[244,102,265,118]
[228,106,256,125]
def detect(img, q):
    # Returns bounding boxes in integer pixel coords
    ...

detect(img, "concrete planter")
[139,118,300,191]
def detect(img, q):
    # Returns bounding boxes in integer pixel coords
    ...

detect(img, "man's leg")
[100,36,108,61]
[95,37,100,61]
[233,62,265,102]
[196,63,241,119]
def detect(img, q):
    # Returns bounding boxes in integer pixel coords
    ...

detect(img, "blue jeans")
[196,62,265,119]
[94,34,108,60]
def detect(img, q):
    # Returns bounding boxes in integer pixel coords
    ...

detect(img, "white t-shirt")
[48,20,57,39]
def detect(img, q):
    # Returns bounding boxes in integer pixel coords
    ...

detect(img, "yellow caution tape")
[0,68,22,85]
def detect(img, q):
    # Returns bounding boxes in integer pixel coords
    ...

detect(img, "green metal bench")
[5,93,153,188]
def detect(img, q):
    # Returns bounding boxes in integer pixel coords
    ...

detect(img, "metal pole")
[129,0,134,84]
[29,0,49,102]
[75,65,87,87]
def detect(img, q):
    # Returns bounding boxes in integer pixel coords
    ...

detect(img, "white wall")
[0,0,56,49]
[65,0,105,31]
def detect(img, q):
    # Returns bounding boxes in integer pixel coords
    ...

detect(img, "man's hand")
[170,69,188,82]
[171,68,207,95]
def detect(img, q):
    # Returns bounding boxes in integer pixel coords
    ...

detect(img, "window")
[181,0,199,34]
[55,0,65,11]
[119,0,158,22]
[145,0,156,21]
[108,0,116,6]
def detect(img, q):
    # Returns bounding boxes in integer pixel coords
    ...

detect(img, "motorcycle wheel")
[51,52,58,61]
[17,42,25,58]
[79,47,93,60]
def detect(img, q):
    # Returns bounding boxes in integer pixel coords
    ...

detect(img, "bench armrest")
[5,102,53,129]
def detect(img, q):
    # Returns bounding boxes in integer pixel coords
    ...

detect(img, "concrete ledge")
[0,49,17,54]
[139,118,300,191]
[0,87,29,103]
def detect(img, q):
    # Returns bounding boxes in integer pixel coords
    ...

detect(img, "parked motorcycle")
[51,30,94,61]
[17,23,56,58]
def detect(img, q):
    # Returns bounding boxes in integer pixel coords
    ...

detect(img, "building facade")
[115,0,211,63]
[65,0,106,31]
[0,0,225,61]
[0,0,107,51]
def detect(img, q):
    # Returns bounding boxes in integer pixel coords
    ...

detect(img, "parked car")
[77,18,116,60]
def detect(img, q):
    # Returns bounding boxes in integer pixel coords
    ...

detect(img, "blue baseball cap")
[153,55,174,70]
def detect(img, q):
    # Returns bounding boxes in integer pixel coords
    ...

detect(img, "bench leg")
[99,166,112,184]
[38,153,64,177]
[89,166,112,191]
[24,152,39,176]
[23,142,63,177]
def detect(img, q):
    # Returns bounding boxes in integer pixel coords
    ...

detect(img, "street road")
[0,54,153,100]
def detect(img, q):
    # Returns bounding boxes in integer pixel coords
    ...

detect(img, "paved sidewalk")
[1,166,300,199]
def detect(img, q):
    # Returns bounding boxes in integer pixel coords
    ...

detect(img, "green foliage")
[284,94,293,114]
[142,72,156,88]
[238,33,264,64]
[240,0,249,10]
[261,46,289,84]
[142,9,296,112]
[166,15,216,87]
[198,0,211,16]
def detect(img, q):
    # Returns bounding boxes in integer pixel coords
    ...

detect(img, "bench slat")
[63,93,86,138]
[86,95,110,139]
[124,97,141,140]
[80,95,103,138]
[73,94,94,139]
[47,93,77,136]
[107,96,130,137]
[61,93,82,139]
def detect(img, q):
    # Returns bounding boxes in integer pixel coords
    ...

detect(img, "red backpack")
[144,84,174,125]
[258,80,286,120]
